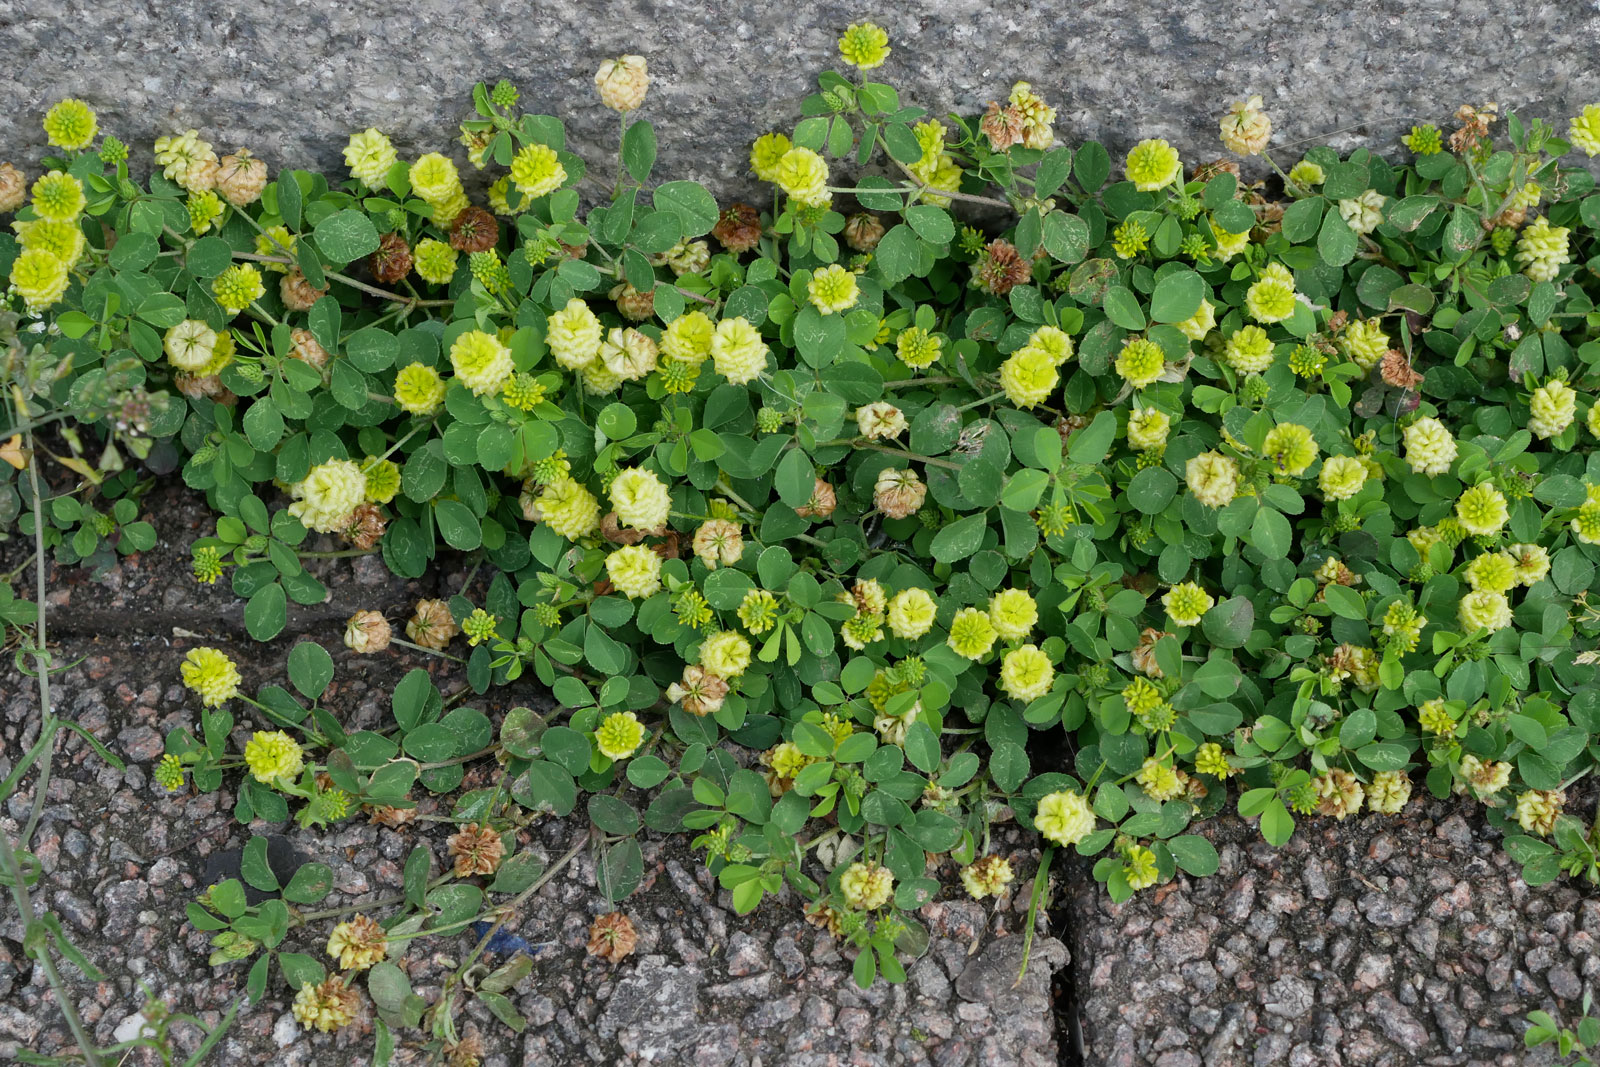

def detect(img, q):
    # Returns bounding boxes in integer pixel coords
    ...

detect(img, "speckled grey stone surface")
[2,1,1599,196]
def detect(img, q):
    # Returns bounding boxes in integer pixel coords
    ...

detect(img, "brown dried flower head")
[289,327,330,369]
[343,503,387,551]
[980,101,1027,152]
[215,149,267,207]
[610,281,655,321]
[174,373,233,402]
[1191,159,1241,183]
[343,609,392,653]
[449,206,500,253]
[370,232,413,285]
[1131,627,1172,678]
[1449,102,1498,154]
[712,202,763,253]
[280,268,328,312]
[665,664,729,716]
[444,1028,486,1067]
[803,901,842,937]
[447,822,506,877]
[368,804,417,829]
[972,239,1031,296]
[843,212,886,253]
[601,511,651,545]
[0,163,26,214]
[406,598,459,650]
[1378,350,1424,390]
[795,478,837,519]
[587,911,638,962]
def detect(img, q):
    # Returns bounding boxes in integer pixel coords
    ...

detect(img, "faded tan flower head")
[665,664,729,716]
[280,268,328,312]
[0,163,26,213]
[343,610,391,654]
[447,822,505,877]
[215,148,267,206]
[595,55,650,112]
[1219,95,1271,155]
[796,478,837,519]
[692,519,743,569]
[874,467,926,520]
[407,598,459,650]
[587,911,638,962]
[289,328,330,370]
[343,503,387,551]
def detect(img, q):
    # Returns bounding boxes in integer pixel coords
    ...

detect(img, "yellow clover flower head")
[212,264,265,314]
[343,128,397,188]
[999,346,1059,408]
[839,861,894,910]
[1124,139,1182,192]
[896,325,942,370]
[510,143,567,199]
[1569,104,1600,157]
[1338,318,1388,372]
[1261,422,1318,476]
[1162,582,1215,627]
[1245,262,1297,323]
[1123,844,1159,890]
[773,147,831,208]
[699,630,752,678]
[737,589,781,635]
[326,915,387,971]
[1464,551,1517,594]
[1115,338,1166,389]
[449,330,514,397]
[43,98,98,151]
[31,170,86,222]
[595,710,646,761]
[1137,757,1183,801]
[947,606,998,660]
[610,468,671,532]
[1186,450,1239,509]
[292,976,360,1033]
[1223,325,1274,374]
[546,297,604,370]
[711,317,769,386]
[15,218,86,266]
[181,647,242,707]
[1219,94,1271,156]
[1457,589,1512,633]
[1127,407,1171,452]
[807,264,859,315]
[244,729,305,784]
[1000,644,1055,702]
[749,133,793,182]
[988,589,1038,642]
[1035,789,1095,846]
[886,588,937,640]
[1338,189,1385,235]
[289,459,366,533]
[838,22,891,70]
[409,152,462,205]
[393,362,447,416]
[1174,298,1216,342]
[960,855,1015,900]
[605,544,664,599]
[662,310,715,365]
[1318,455,1367,501]
[411,237,459,285]
[1455,482,1508,537]
[1506,543,1550,587]
[1528,379,1576,439]
[534,476,601,540]
[9,249,71,311]
[1287,159,1325,191]
[1402,416,1457,476]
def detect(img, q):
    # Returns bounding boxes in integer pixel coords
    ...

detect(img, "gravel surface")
[1065,797,1599,1067]
[3,1,1599,198]
[0,484,1068,1066]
